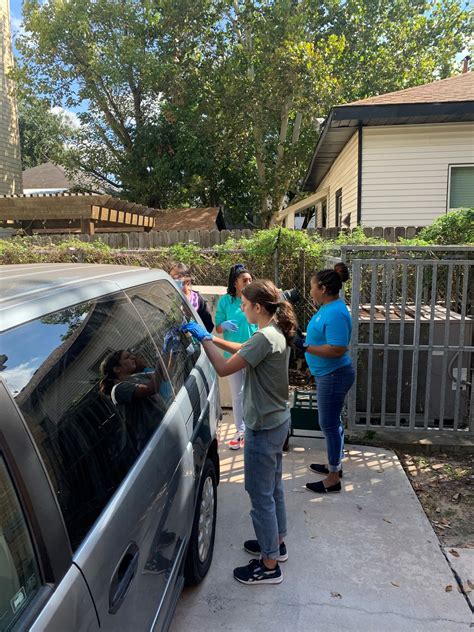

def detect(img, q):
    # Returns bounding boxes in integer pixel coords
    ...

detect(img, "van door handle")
[109,542,139,614]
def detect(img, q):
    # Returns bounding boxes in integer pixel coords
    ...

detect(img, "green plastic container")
[290,390,322,438]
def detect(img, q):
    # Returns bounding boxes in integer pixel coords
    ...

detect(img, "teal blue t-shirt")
[215,293,258,358]
[305,299,352,377]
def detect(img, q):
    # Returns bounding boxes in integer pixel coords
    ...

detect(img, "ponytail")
[242,279,298,345]
[275,300,298,345]
[334,262,349,282]
[99,349,125,396]
[312,262,350,296]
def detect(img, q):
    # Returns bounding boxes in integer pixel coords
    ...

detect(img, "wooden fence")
[24,226,424,248]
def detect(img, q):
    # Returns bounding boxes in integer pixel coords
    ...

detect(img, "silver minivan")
[0,264,220,631]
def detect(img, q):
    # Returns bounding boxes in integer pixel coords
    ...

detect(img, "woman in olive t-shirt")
[182,280,297,586]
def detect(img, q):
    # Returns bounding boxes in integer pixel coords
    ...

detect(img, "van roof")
[0,263,170,332]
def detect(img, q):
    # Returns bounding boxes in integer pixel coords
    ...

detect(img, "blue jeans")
[244,418,290,560]
[315,364,355,473]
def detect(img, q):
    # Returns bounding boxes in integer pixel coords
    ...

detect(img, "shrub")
[417,209,474,245]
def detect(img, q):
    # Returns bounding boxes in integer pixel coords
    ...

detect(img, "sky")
[9,0,24,41]
[2,320,70,395]
[9,0,85,119]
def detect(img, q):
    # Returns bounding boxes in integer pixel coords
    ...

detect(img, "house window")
[335,189,342,227]
[449,165,474,210]
[321,200,327,228]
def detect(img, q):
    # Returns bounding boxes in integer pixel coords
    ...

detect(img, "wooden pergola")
[0,193,158,235]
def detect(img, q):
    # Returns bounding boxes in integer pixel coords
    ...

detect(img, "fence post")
[348,260,361,429]
[395,227,406,242]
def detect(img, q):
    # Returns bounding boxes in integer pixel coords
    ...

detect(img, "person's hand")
[181,322,213,343]
[292,332,308,353]
[133,352,148,371]
[220,320,239,332]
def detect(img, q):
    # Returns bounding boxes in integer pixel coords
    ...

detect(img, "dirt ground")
[397,451,474,548]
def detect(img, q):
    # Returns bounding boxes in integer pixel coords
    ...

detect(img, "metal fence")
[348,256,473,434]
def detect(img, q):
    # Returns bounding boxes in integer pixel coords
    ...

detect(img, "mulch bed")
[397,451,474,548]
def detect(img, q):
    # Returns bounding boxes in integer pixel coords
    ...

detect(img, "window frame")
[335,188,343,228]
[447,163,474,212]
[321,199,328,228]
[0,452,49,630]
[0,384,70,629]
[0,382,71,582]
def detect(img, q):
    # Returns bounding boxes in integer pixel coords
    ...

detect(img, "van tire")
[184,458,217,586]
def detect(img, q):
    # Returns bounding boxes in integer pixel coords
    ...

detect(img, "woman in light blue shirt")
[300,263,355,494]
[215,264,257,449]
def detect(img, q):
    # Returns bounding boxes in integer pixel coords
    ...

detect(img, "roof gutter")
[357,124,363,225]
[302,99,474,193]
[301,109,334,191]
[332,100,474,123]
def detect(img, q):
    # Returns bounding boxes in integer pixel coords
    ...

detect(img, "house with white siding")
[278,71,474,228]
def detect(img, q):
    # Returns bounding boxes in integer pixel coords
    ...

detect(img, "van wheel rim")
[198,476,215,563]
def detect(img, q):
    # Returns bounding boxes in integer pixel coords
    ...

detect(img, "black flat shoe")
[309,464,343,477]
[306,481,341,494]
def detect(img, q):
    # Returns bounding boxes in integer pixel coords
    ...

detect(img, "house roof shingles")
[345,71,474,107]
[22,162,73,190]
[303,72,474,191]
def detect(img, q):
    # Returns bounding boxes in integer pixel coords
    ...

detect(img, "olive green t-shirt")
[238,323,291,431]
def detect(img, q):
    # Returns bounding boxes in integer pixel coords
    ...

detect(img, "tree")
[17,94,76,169]
[17,0,222,207]
[15,0,471,223]
[206,0,471,225]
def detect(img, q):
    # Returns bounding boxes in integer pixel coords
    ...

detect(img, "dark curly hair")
[99,349,126,396]
[226,263,252,299]
[312,262,350,296]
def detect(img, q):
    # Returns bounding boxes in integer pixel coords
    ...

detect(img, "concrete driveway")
[171,413,473,632]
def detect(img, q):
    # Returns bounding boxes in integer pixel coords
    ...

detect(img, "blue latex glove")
[292,333,308,353]
[220,319,239,332]
[181,322,213,343]
[163,329,181,354]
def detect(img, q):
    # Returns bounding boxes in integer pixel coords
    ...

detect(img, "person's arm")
[133,358,170,398]
[211,336,242,354]
[197,294,215,333]
[180,322,246,373]
[215,295,226,334]
[133,380,157,398]
[305,344,347,358]
[305,315,349,359]
[201,339,248,376]
[114,379,156,402]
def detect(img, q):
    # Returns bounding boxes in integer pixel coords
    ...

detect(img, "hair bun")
[334,262,349,283]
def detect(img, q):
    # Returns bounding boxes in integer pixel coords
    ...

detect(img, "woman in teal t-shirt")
[215,263,257,449]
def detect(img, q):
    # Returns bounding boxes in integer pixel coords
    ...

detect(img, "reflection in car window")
[1,292,173,550]
[127,280,201,393]
[0,457,41,631]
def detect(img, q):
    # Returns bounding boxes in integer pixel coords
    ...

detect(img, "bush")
[417,209,474,245]
[334,226,387,245]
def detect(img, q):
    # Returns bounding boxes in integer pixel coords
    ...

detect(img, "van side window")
[127,281,201,393]
[1,292,173,550]
[0,457,41,630]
